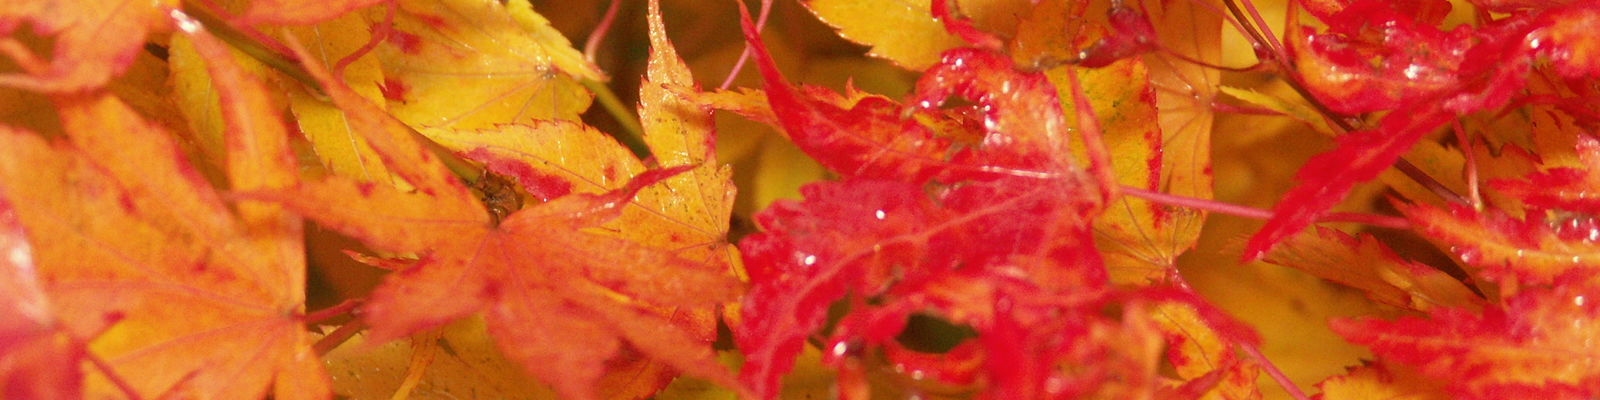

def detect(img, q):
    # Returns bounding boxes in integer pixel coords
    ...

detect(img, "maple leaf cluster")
[2,0,1600,399]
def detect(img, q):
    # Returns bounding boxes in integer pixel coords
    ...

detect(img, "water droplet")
[804,254,817,266]
[830,341,850,357]
[171,9,204,33]
[1575,295,1586,306]
[875,210,886,220]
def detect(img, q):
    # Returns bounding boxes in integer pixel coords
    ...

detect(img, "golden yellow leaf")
[802,0,1031,71]
[377,0,599,129]
[282,13,393,182]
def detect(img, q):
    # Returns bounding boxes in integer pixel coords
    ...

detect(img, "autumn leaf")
[279,12,394,183]
[1493,134,1600,214]
[1402,202,1600,286]
[1247,0,1600,259]
[803,0,1032,71]
[376,0,599,129]
[1150,301,1261,399]
[1024,0,1222,283]
[0,18,329,398]
[1286,0,1469,114]
[0,196,82,400]
[0,0,171,92]
[1316,363,1449,400]
[1332,279,1600,398]
[240,0,386,25]
[1264,227,1484,312]
[255,12,743,399]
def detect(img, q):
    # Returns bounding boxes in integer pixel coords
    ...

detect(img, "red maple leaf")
[1242,0,1600,259]
[1332,278,1600,399]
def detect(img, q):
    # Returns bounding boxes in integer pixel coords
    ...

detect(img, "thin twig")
[718,0,773,90]
[303,299,363,325]
[1221,0,1469,206]
[1234,0,1287,61]
[1242,343,1312,400]
[1121,186,1412,229]
[1453,119,1483,209]
[583,0,624,65]
[313,320,367,356]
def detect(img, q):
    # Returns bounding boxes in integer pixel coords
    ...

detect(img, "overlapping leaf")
[253,8,742,399]
[1265,227,1483,311]
[803,0,1032,70]
[1493,134,1600,214]
[375,0,599,129]
[1316,364,1449,400]
[1332,280,1600,398]
[0,0,172,91]
[1402,202,1600,285]
[1244,0,1600,258]
[719,1,1278,397]
[0,196,81,400]
[0,22,328,398]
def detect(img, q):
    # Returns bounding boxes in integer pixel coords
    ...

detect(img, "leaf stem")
[313,320,367,356]
[1236,0,1469,206]
[1453,119,1483,209]
[1232,0,1287,61]
[583,0,625,65]
[1120,186,1412,229]
[718,0,774,90]
[302,299,363,325]
[1241,343,1311,400]
[581,78,654,160]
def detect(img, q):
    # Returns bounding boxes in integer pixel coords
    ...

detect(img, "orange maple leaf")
[0,197,82,399]
[0,0,171,92]
[0,17,329,398]
[252,7,744,398]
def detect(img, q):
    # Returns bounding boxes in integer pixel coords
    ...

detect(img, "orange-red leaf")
[1402,202,1600,285]
[1316,363,1449,400]
[266,28,743,399]
[0,94,327,399]
[1244,106,1455,260]
[1332,281,1600,398]
[1265,227,1484,311]
[1493,134,1600,214]
[0,0,171,92]
[0,195,81,400]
